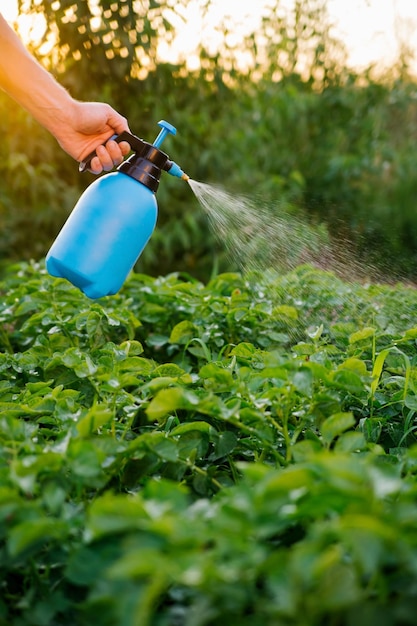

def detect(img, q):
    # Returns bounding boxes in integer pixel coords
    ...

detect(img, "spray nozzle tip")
[165,160,189,180]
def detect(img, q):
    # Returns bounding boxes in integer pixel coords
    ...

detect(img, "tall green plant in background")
[1,0,417,280]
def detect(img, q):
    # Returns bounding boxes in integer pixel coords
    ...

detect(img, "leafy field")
[1,261,417,625]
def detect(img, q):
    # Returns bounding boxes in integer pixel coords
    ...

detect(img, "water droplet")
[188,179,365,279]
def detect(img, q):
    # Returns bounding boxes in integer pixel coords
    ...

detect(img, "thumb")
[106,108,130,135]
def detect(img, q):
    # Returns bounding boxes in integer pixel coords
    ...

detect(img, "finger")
[89,155,103,175]
[84,136,132,174]
[119,140,131,157]
[107,109,130,135]
[95,143,114,172]
[104,139,124,166]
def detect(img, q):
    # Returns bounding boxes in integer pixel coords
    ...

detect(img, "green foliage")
[2,0,417,620]
[17,0,191,93]
[1,0,417,279]
[1,261,417,622]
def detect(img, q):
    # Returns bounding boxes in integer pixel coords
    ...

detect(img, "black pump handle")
[78,131,147,173]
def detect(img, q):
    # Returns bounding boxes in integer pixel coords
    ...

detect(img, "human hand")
[54,101,132,174]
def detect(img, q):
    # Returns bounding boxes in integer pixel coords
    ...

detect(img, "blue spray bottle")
[46,120,188,299]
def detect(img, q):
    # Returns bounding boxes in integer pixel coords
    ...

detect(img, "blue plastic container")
[46,121,187,299]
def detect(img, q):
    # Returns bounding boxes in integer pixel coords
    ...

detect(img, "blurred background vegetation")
[1,0,417,281]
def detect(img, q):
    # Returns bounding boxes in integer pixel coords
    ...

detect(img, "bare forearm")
[0,14,76,134]
[0,14,130,171]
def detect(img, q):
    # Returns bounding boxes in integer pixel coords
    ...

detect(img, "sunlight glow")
[0,1,47,49]
[0,0,417,73]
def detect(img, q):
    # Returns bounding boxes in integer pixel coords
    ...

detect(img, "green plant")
[1,261,417,623]
[2,1,417,279]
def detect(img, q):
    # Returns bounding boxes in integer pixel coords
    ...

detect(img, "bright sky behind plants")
[1,0,417,73]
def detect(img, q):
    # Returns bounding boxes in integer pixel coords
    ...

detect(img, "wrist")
[32,89,77,136]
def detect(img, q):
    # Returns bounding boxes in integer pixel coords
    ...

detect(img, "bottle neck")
[118,143,169,192]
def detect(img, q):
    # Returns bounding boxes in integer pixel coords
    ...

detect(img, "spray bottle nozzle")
[164,159,189,181]
[154,121,189,181]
